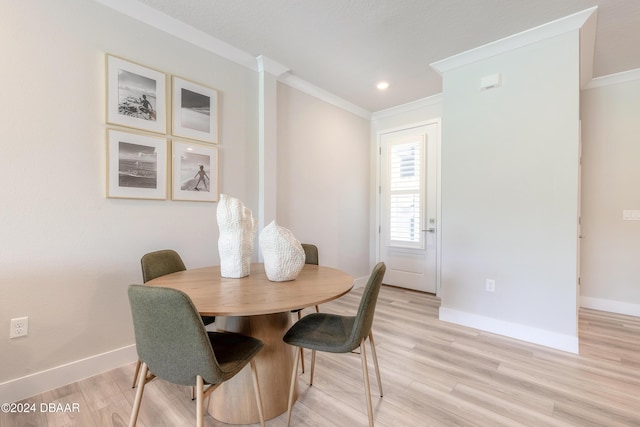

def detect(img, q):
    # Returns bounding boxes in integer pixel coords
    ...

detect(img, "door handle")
[422,228,436,233]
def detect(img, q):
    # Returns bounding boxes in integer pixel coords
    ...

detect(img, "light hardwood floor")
[3,285,640,426]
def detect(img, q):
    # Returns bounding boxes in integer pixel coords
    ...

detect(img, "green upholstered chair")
[140,250,215,325]
[127,285,265,427]
[140,249,186,283]
[283,262,386,427]
[301,243,319,266]
[132,250,216,389]
[291,243,319,373]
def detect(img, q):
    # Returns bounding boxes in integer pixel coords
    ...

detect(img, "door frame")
[375,118,442,295]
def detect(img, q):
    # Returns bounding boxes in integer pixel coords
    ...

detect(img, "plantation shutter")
[388,137,425,248]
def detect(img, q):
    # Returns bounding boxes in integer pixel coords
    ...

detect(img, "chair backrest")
[348,262,386,349]
[301,243,319,265]
[128,285,224,386]
[141,249,186,283]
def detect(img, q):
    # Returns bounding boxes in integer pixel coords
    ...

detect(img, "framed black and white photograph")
[172,140,218,202]
[172,76,218,144]
[107,129,167,200]
[107,55,166,133]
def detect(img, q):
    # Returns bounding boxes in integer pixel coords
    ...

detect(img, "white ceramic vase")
[259,221,305,282]
[217,194,257,278]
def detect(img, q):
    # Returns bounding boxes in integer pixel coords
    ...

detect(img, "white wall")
[580,77,640,315]
[276,83,371,278]
[0,0,372,401]
[438,31,581,352]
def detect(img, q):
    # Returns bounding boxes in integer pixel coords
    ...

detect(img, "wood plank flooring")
[3,285,640,426]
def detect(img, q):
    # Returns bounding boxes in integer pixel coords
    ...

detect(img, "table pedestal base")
[209,312,298,423]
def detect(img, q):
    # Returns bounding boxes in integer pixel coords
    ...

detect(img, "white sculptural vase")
[217,194,256,278]
[259,221,305,282]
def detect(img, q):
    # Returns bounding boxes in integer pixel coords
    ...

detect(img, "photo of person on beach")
[179,152,211,193]
[193,165,209,191]
[117,69,157,121]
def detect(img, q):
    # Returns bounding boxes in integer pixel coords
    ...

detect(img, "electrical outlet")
[10,317,28,338]
[485,279,496,292]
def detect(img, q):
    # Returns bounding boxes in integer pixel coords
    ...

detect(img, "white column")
[256,55,289,259]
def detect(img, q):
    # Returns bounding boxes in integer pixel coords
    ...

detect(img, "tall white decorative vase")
[217,194,256,278]
[259,221,305,282]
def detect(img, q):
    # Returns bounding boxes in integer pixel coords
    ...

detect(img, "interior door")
[379,123,438,293]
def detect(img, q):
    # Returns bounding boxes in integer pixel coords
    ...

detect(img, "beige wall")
[580,78,640,314]
[276,83,371,277]
[0,0,258,388]
[3,0,639,404]
[0,0,372,399]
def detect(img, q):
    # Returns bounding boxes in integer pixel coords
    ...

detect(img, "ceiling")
[130,0,639,113]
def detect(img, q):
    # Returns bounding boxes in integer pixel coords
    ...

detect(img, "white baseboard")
[0,345,137,404]
[438,307,579,354]
[580,296,640,317]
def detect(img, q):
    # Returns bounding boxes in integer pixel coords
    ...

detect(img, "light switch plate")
[623,210,640,221]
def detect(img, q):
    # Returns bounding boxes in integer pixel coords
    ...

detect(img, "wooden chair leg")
[369,331,383,397]
[297,311,305,373]
[131,359,141,388]
[128,362,148,427]
[286,346,301,427]
[196,376,205,427]
[310,349,316,386]
[304,305,319,378]
[250,359,266,427]
[360,338,374,427]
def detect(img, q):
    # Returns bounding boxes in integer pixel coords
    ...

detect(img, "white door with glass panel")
[379,123,438,293]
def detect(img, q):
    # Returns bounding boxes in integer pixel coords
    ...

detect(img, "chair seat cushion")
[201,315,216,325]
[207,332,263,381]
[283,313,358,353]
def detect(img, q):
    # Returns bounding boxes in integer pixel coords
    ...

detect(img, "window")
[388,138,425,248]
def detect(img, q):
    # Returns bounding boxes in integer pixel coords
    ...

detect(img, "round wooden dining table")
[145,263,354,424]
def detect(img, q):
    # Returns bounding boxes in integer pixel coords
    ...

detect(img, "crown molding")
[371,93,443,120]
[256,55,290,77]
[95,0,371,117]
[94,0,259,71]
[584,68,640,90]
[431,6,598,83]
[278,73,372,120]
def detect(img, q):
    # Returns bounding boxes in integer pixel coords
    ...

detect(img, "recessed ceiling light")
[376,81,390,90]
